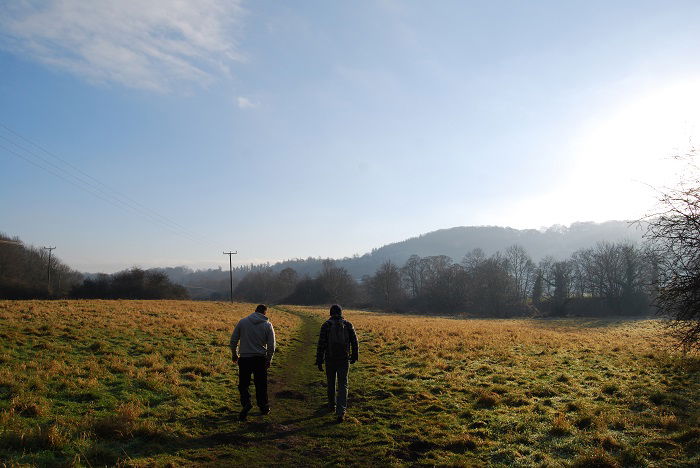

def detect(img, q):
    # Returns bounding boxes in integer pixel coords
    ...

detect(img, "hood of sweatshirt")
[248,312,269,324]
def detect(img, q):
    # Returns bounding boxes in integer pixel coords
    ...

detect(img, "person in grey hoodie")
[230,304,276,421]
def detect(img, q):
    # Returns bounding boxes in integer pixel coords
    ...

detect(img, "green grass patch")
[1,301,698,467]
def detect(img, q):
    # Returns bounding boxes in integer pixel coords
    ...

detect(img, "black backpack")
[327,319,349,360]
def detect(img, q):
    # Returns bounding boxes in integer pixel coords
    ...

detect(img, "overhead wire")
[0,126,216,246]
[0,141,209,246]
[0,123,221,250]
[0,123,218,247]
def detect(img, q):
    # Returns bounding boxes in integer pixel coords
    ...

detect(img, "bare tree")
[535,257,572,316]
[504,245,535,305]
[272,267,298,303]
[318,260,357,304]
[462,248,485,271]
[532,269,544,307]
[368,260,404,310]
[401,254,425,298]
[551,260,572,316]
[644,149,700,351]
[570,248,594,298]
[466,252,519,317]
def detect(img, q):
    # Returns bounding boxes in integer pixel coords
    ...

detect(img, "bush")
[71,269,188,300]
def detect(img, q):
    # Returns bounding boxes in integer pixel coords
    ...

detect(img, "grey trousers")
[326,360,349,415]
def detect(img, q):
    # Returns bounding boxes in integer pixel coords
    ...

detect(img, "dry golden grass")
[0,300,299,466]
[2,301,699,466]
[293,305,700,466]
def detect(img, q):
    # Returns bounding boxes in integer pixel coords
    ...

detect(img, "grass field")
[1,300,699,467]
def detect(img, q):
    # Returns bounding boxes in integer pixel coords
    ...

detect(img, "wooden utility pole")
[43,246,56,295]
[223,251,238,303]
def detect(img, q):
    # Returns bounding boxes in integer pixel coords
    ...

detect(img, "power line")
[0,124,220,249]
[0,131,214,247]
[0,141,206,245]
[0,123,216,246]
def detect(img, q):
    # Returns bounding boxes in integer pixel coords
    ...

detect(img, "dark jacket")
[315,315,359,365]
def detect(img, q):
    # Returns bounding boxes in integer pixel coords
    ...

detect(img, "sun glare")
[575,78,700,190]
[507,79,700,228]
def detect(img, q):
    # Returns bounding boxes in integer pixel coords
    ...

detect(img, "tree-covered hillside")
[270,221,645,278]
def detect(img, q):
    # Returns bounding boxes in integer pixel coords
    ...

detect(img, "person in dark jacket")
[230,304,276,421]
[315,304,359,422]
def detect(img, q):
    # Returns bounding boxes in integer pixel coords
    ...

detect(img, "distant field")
[1,301,699,467]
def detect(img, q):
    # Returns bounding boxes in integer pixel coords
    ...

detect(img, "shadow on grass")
[529,317,652,329]
[114,402,336,461]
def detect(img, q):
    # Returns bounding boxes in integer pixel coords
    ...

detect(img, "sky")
[1,0,700,273]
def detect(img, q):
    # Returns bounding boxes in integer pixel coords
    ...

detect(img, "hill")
[270,220,645,278]
[153,221,647,299]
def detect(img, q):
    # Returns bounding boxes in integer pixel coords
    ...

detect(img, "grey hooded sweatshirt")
[230,312,276,362]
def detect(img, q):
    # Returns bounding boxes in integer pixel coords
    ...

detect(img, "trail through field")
[4,301,699,466]
[183,307,354,466]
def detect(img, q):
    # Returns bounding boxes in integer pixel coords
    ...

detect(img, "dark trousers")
[238,356,268,409]
[326,360,349,415]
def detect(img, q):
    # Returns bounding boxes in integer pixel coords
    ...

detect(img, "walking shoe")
[260,406,271,416]
[336,412,345,423]
[239,404,253,421]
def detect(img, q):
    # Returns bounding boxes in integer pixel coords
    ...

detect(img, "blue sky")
[1,1,700,272]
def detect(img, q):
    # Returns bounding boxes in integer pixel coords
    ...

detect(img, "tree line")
[232,241,658,318]
[0,233,82,299]
[0,233,187,300]
[71,268,188,299]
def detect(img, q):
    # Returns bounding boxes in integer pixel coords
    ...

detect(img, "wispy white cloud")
[0,0,245,92]
[236,96,258,109]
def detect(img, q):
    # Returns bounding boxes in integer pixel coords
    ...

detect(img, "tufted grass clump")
[549,413,573,436]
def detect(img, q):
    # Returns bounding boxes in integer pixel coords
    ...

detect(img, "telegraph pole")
[223,251,238,303]
[43,246,56,296]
